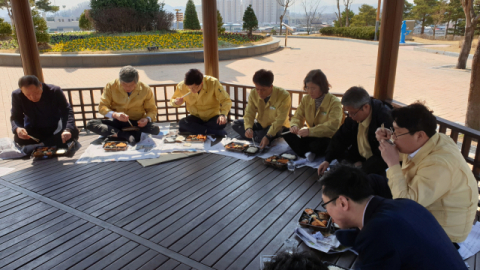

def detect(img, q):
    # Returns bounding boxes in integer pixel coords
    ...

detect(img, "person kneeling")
[86,66,159,145]
[284,69,343,162]
[170,69,232,137]
[11,75,78,149]
[320,165,467,270]
[231,69,291,149]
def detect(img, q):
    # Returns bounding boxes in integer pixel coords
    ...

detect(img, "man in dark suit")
[11,75,78,148]
[319,165,467,270]
[318,86,393,176]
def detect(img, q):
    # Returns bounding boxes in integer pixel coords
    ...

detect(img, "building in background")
[217,0,243,23]
[44,16,80,32]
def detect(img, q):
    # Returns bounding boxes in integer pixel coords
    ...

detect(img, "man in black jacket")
[318,86,392,175]
[320,165,467,270]
[10,75,78,147]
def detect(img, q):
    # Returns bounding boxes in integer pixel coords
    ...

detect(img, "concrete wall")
[0,38,280,68]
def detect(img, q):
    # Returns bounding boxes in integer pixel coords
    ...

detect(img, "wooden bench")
[63,82,480,182]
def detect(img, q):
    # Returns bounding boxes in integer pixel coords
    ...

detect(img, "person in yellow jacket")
[86,66,159,145]
[373,102,478,244]
[284,70,343,161]
[170,69,232,136]
[231,69,291,149]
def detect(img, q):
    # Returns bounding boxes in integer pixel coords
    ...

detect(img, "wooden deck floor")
[1,132,479,270]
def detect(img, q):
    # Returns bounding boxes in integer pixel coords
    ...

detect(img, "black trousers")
[283,133,331,158]
[86,119,160,142]
[178,115,227,136]
[339,146,388,176]
[231,119,286,143]
[14,126,79,148]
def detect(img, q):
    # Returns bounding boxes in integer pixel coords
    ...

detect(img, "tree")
[412,0,438,34]
[343,0,354,27]
[0,17,12,37]
[431,0,448,37]
[243,4,258,35]
[351,4,376,26]
[445,0,465,37]
[217,10,225,34]
[302,0,322,34]
[456,0,480,69]
[403,1,414,19]
[13,9,49,44]
[334,9,355,27]
[184,0,201,30]
[0,0,35,29]
[35,0,59,13]
[465,34,480,130]
[277,0,295,35]
[335,0,342,27]
[79,10,93,31]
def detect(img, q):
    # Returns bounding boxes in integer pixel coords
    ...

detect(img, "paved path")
[0,37,473,138]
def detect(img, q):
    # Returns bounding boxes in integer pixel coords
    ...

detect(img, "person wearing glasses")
[86,66,159,145]
[317,86,393,176]
[283,70,343,161]
[231,69,291,149]
[373,102,478,245]
[171,69,232,137]
[319,165,468,270]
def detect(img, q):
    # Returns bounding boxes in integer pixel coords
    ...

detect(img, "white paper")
[458,222,480,260]
[295,227,332,253]
[0,167,15,177]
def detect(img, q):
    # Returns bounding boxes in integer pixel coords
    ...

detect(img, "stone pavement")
[0,37,473,139]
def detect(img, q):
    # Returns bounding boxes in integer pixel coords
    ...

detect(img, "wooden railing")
[63,82,480,180]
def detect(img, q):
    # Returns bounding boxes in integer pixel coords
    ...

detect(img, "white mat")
[76,123,205,164]
[204,137,325,169]
[459,222,480,260]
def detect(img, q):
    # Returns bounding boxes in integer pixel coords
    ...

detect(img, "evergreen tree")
[79,10,93,31]
[184,0,201,30]
[334,10,355,27]
[217,10,225,34]
[35,0,59,13]
[403,1,414,19]
[412,0,438,34]
[0,17,12,37]
[13,9,49,44]
[243,4,258,35]
[351,4,376,26]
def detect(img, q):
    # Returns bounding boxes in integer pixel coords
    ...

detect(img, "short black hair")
[391,102,437,138]
[304,69,330,94]
[252,69,274,87]
[185,69,204,85]
[341,86,371,109]
[263,251,328,270]
[319,164,373,204]
[18,75,41,89]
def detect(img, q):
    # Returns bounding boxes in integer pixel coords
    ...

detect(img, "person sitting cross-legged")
[231,69,291,149]
[11,75,79,149]
[320,164,468,270]
[318,86,393,176]
[283,69,343,162]
[373,102,478,245]
[170,69,232,137]
[86,66,159,145]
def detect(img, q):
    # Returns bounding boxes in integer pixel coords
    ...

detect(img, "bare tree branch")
[302,0,322,34]
[277,0,296,35]
[343,0,354,27]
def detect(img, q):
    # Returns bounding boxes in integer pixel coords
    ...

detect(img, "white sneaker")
[305,152,316,162]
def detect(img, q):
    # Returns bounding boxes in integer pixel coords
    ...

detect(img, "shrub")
[13,9,49,44]
[79,11,93,31]
[320,26,376,40]
[0,18,12,38]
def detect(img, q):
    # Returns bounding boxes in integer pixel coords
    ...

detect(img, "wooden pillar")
[11,0,44,82]
[202,0,220,79]
[373,0,404,103]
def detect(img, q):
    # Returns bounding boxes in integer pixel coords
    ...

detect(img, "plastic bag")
[0,138,26,159]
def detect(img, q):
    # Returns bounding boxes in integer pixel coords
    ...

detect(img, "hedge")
[320,26,376,40]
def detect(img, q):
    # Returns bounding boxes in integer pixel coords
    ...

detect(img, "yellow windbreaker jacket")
[99,79,157,121]
[290,93,343,138]
[387,133,478,243]
[170,76,232,122]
